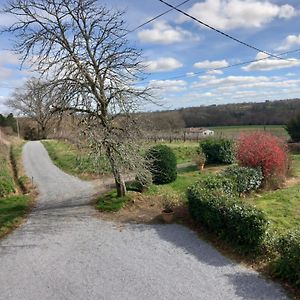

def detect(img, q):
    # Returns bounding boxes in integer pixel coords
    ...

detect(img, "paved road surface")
[0,141,288,299]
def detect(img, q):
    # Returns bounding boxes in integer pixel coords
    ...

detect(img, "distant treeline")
[139,99,300,130]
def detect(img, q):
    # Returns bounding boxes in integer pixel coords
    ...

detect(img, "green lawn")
[210,125,288,139]
[42,140,110,179]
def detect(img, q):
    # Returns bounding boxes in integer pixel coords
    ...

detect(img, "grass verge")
[42,140,110,179]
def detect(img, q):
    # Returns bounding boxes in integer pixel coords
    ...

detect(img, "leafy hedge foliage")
[237,132,289,187]
[199,138,235,164]
[286,114,300,142]
[146,145,177,184]
[0,157,15,197]
[273,229,300,287]
[187,175,268,250]
[222,165,263,194]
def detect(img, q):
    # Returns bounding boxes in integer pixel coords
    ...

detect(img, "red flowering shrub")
[236,132,289,187]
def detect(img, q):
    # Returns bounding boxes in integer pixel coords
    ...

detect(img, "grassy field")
[210,125,288,139]
[0,138,31,239]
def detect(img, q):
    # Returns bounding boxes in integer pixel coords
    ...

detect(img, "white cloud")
[145,57,183,73]
[277,35,300,51]
[0,51,20,66]
[149,79,187,92]
[206,69,224,75]
[194,59,229,69]
[242,52,300,71]
[138,21,195,44]
[179,0,296,30]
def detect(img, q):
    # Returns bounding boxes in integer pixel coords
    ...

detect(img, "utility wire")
[129,0,192,33]
[157,0,291,62]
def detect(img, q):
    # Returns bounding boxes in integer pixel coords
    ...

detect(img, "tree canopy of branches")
[4,0,151,196]
[7,78,55,139]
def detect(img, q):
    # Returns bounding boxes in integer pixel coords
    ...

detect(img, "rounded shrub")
[145,145,177,184]
[236,132,289,187]
[199,138,235,164]
[222,165,263,194]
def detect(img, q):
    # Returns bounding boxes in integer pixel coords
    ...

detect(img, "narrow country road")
[0,141,288,299]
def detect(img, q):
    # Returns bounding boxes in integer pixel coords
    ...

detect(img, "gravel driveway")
[0,141,288,300]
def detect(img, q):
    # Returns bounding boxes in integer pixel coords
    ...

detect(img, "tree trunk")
[115,172,126,198]
[106,146,127,197]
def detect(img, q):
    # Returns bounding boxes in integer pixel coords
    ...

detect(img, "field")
[210,125,288,139]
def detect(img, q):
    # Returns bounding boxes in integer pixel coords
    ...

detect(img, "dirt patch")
[96,192,165,224]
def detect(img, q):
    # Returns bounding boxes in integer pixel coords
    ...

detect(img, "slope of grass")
[0,139,32,239]
[42,140,110,179]
[0,195,30,238]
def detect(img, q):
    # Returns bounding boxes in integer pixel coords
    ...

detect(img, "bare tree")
[7,78,55,139]
[4,0,152,196]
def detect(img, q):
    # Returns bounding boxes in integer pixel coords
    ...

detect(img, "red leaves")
[237,132,288,185]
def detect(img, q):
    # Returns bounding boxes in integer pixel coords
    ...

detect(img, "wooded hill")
[141,99,300,130]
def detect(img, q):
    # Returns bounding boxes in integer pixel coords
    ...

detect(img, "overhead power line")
[129,0,192,33]
[157,0,291,62]
[138,48,300,84]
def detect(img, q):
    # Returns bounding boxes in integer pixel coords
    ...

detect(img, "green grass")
[0,195,31,238]
[42,140,110,179]
[210,125,288,139]
[96,190,131,212]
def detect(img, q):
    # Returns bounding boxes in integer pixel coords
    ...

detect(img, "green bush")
[273,229,300,287]
[286,115,300,142]
[199,138,235,164]
[222,165,263,194]
[145,145,177,184]
[187,175,268,250]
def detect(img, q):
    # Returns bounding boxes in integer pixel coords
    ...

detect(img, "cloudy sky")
[0,0,300,112]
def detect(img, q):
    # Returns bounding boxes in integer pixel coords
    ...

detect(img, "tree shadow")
[130,222,234,267]
[225,272,287,299]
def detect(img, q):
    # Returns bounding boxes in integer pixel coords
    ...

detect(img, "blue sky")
[1,0,300,112]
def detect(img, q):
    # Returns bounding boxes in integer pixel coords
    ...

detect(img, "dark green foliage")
[273,229,300,286]
[127,172,152,193]
[199,138,235,164]
[0,113,17,132]
[222,165,263,194]
[0,157,15,197]
[146,145,177,184]
[286,115,300,142]
[187,175,268,250]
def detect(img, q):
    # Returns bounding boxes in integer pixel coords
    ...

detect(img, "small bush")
[273,229,300,287]
[145,145,177,184]
[199,138,235,164]
[188,176,268,250]
[222,165,263,194]
[236,132,289,187]
[96,190,130,212]
[127,171,152,193]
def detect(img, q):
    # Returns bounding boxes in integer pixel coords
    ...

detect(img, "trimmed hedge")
[145,145,177,184]
[222,165,263,194]
[187,176,268,250]
[199,138,235,164]
[273,229,300,287]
